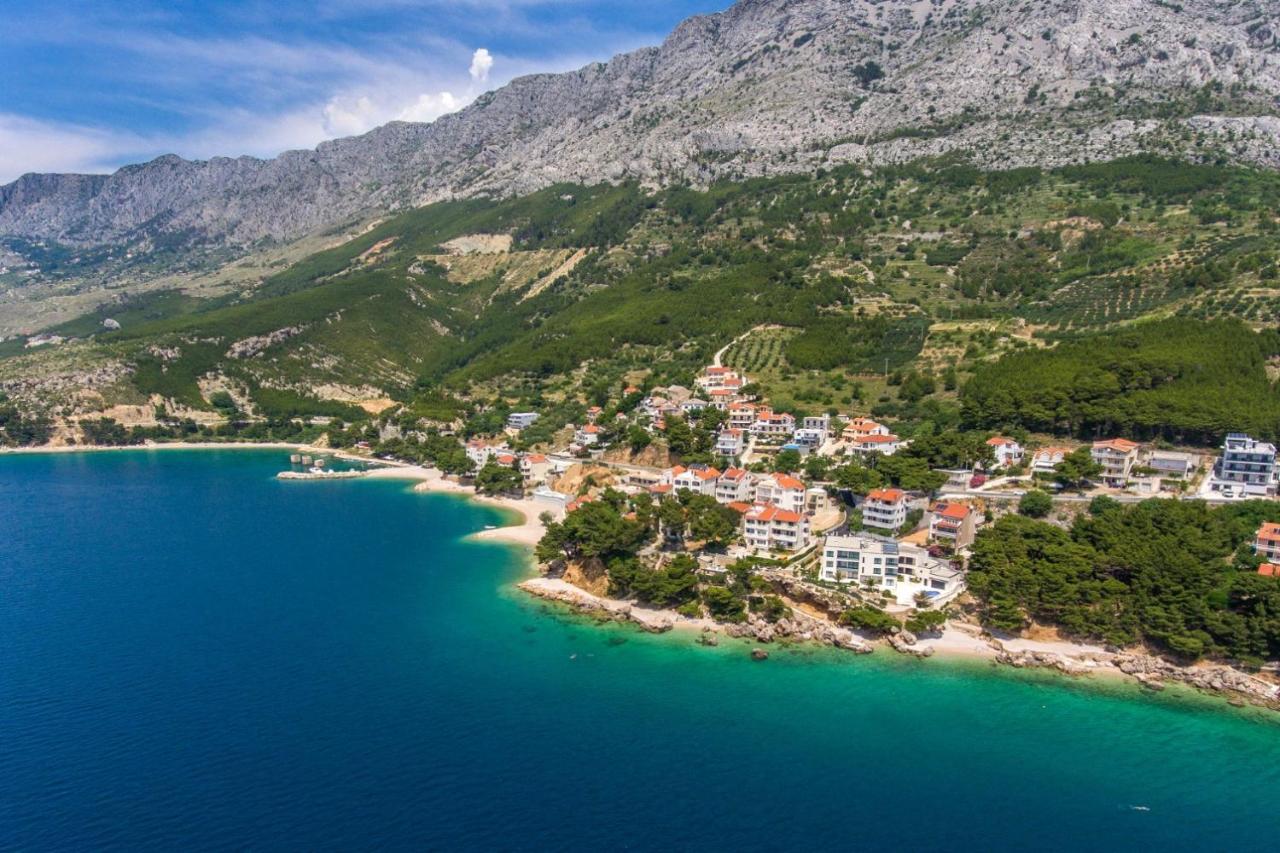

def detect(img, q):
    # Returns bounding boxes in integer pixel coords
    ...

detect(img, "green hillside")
[4,156,1280,426]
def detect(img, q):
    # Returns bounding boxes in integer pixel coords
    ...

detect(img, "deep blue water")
[2,449,1279,851]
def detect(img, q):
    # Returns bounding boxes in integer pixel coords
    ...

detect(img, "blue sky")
[0,0,729,182]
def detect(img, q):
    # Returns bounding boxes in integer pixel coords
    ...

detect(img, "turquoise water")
[2,449,1279,851]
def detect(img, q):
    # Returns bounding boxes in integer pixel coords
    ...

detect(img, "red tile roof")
[1259,563,1280,577]
[933,502,970,520]
[1257,522,1280,543]
[1094,438,1140,453]
[859,433,899,444]
[726,501,753,515]
[747,505,804,523]
[867,488,906,503]
[771,474,805,491]
[986,436,1017,446]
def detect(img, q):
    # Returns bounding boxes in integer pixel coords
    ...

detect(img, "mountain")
[2,0,1279,250]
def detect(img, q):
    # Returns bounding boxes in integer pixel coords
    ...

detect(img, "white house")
[850,433,902,456]
[1218,433,1278,496]
[728,402,758,430]
[466,439,508,468]
[820,534,964,605]
[1091,438,1141,487]
[681,398,709,414]
[573,424,602,446]
[1144,449,1200,481]
[506,412,540,431]
[716,428,747,457]
[1254,522,1280,562]
[802,415,832,436]
[751,410,796,439]
[842,417,889,443]
[715,468,754,504]
[671,465,721,496]
[1030,446,1070,475]
[743,504,811,552]
[696,366,744,393]
[985,436,1024,469]
[792,427,827,448]
[753,473,807,514]
[861,488,908,531]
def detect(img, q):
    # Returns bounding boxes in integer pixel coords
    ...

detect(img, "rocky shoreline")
[519,576,1280,712]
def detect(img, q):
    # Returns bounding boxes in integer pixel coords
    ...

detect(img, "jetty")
[276,470,367,481]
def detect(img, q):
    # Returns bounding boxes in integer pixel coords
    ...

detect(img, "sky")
[0,0,730,183]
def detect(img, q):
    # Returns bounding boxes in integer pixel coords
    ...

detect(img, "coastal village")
[243,357,1280,705]
[11,353,1280,705]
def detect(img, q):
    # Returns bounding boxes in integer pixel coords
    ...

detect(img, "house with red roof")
[1091,438,1142,487]
[1030,446,1071,474]
[727,402,758,430]
[671,465,721,497]
[754,473,807,514]
[715,427,747,458]
[985,436,1024,469]
[520,453,552,484]
[841,417,889,443]
[1254,522,1280,562]
[850,433,902,456]
[573,423,602,446]
[928,501,977,549]
[1258,563,1280,577]
[743,504,812,552]
[862,488,909,532]
[715,468,754,504]
[750,409,796,439]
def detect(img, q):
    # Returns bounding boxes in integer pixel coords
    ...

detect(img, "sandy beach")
[407,468,554,548]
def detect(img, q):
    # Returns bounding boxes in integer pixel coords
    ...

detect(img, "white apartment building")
[715,468,754,504]
[861,488,908,531]
[743,505,811,552]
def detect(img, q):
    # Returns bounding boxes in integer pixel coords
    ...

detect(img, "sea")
[2,449,1278,851]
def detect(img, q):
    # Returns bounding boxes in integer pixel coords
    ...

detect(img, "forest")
[967,498,1280,664]
[961,319,1280,443]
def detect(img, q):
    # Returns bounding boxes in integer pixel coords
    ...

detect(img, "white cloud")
[397,91,461,123]
[0,114,141,183]
[469,48,493,83]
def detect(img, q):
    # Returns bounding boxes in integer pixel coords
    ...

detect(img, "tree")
[474,460,524,495]
[750,594,790,623]
[702,585,747,622]
[905,609,947,635]
[774,448,802,473]
[535,500,651,564]
[832,463,884,495]
[1053,447,1101,491]
[633,554,700,608]
[1018,489,1053,518]
[626,425,652,454]
[658,498,688,543]
[685,495,741,548]
[839,606,898,634]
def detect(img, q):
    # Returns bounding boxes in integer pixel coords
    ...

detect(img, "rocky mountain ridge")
[2,0,1278,250]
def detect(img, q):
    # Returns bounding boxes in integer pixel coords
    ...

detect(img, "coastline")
[0,440,551,548]
[7,441,1277,710]
[517,574,1280,709]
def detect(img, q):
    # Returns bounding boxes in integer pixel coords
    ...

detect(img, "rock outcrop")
[3,0,1278,251]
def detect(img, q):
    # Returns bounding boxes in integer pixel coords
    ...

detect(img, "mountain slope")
[2,0,1279,250]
